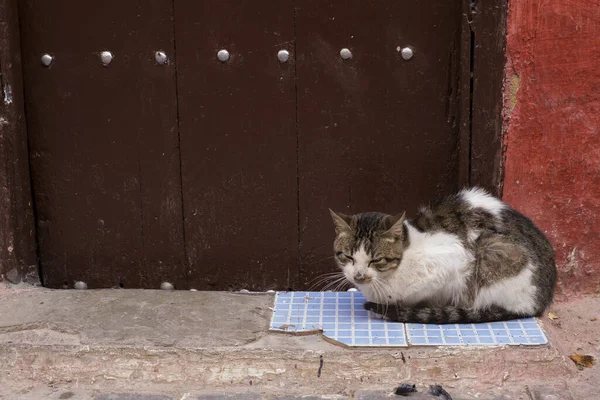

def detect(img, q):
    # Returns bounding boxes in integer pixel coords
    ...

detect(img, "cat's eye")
[336,252,354,262]
[370,258,385,264]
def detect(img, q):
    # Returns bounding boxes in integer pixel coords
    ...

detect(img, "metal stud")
[155,51,168,64]
[41,54,53,67]
[100,51,113,66]
[339,48,353,60]
[277,49,290,63]
[160,281,174,290]
[400,47,414,61]
[217,49,230,62]
[74,281,87,290]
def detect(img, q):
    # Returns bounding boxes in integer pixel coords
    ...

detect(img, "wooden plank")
[0,0,38,284]
[469,0,508,195]
[175,0,297,290]
[19,0,185,288]
[295,0,463,289]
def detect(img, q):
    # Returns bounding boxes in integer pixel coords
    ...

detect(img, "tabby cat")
[329,187,556,323]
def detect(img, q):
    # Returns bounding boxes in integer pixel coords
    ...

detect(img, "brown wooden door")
[18,1,494,290]
[19,0,186,289]
[174,0,298,291]
[295,0,464,288]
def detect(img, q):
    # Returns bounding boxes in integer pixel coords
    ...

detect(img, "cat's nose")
[354,273,366,283]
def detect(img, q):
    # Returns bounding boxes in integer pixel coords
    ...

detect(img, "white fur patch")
[380,223,474,306]
[461,187,505,217]
[341,245,371,287]
[473,264,537,314]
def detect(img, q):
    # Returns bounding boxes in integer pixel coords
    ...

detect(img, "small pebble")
[160,282,174,290]
[74,281,87,290]
[347,288,358,292]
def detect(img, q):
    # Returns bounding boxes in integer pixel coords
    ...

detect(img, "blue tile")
[529,336,547,344]
[478,336,495,344]
[522,322,539,328]
[444,336,461,345]
[496,336,512,344]
[462,336,480,345]
[409,336,427,345]
[271,293,547,348]
[372,337,389,345]
[428,337,444,345]
[388,337,405,345]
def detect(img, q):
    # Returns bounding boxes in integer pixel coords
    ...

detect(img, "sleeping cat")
[329,187,556,323]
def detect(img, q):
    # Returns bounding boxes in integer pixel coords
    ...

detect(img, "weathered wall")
[503,0,600,298]
[0,0,38,284]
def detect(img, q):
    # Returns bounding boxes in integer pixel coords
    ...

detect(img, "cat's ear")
[329,209,352,235]
[385,212,406,238]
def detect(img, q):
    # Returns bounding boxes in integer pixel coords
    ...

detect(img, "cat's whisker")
[307,272,344,287]
[308,273,346,291]
[320,276,348,292]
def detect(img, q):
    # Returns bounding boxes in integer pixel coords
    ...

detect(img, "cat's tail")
[363,302,532,324]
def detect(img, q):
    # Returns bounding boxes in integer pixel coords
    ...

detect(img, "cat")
[329,187,556,323]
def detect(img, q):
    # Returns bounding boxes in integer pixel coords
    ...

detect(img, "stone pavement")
[0,285,597,399]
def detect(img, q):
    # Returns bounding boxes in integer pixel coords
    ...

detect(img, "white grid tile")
[270,292,548,347]
[270,291,407,347]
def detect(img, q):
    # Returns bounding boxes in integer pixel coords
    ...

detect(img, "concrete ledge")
[1,287,595,399]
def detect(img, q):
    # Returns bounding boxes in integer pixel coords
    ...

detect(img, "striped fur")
[330,187,557,324]
[363,302,526,324]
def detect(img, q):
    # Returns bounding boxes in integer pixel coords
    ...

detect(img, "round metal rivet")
[160,282,174,290]
[401,47,414,60]
[340,48,352,60]
[277,49,290,63]
[41,54,53,67]
[100,51,113,66]
[155,51,168,64]
[74,281,87,290]
[217,49,230,62]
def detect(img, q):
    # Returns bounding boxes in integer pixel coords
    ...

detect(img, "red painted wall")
[502,0,600,299]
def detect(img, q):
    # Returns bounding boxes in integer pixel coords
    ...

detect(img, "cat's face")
[330,210,407,289]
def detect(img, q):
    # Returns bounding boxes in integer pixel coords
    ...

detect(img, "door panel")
[295,0,463,288]
[20,0,185,288]
[175,0,298,290]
